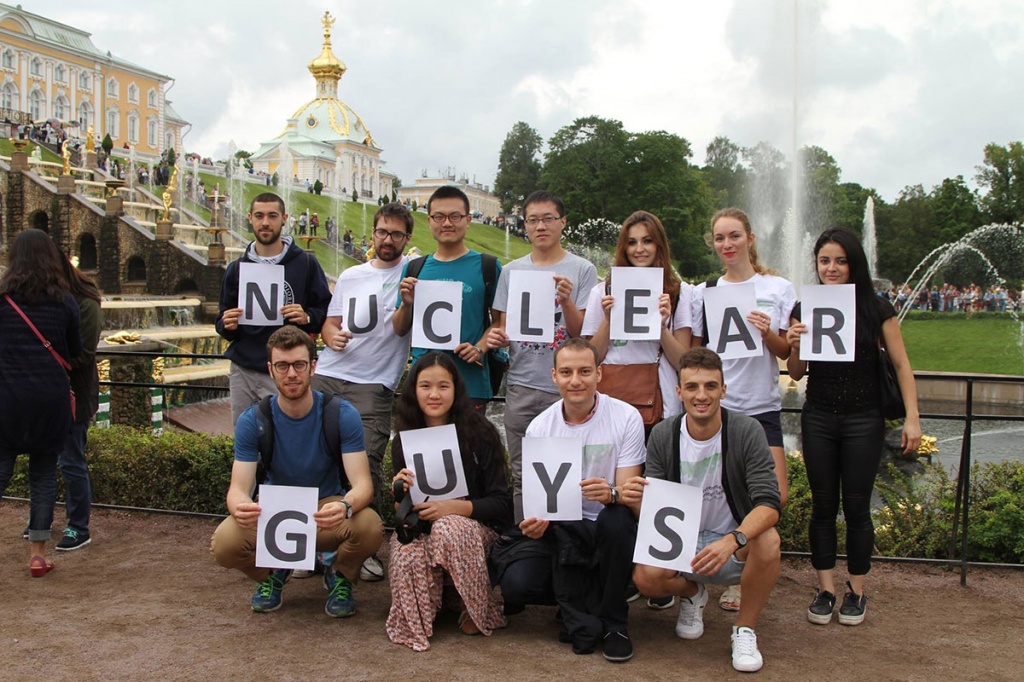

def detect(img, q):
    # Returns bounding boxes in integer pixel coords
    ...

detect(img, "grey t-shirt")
[493,251,598,392]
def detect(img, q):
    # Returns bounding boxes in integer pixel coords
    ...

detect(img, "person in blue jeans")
[55,251,102,551]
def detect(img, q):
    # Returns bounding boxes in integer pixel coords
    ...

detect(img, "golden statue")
[161,165,179,222]
[61,139,72,175]
[85,125,95,152]
[322,10,335,39]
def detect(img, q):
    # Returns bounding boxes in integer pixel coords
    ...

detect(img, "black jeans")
[499,505,637,638]
[801,406,885,575]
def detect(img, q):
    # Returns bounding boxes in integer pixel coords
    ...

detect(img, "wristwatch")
[730,530,748,548]
[609,486,620,505]
[339,499,353,519]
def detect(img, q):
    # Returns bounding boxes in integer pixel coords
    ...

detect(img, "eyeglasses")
[271,360,310,374]
[524,215,563,227]
[372,227,409,241]
[429,212,467,224]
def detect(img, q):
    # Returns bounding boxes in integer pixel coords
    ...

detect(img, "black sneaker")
[602,631,634,663]
[647,595,676,610]
[838,582,867,626]
[625,582,641,603]
[807,589,836,625]
[56,528,92,551]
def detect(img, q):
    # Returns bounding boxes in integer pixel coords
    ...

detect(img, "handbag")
[597,351,663,427]
[392,480,431,545]
[877,344,906,420]
[4,294,76,415]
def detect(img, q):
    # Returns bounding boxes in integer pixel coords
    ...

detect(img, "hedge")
[6,428,1022,563]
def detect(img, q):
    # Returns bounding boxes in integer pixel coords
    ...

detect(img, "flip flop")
[30,555,55,578]
[458,610,481,636]
[719,584,741,611]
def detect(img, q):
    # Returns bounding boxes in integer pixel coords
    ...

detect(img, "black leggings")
[801,406,885,575]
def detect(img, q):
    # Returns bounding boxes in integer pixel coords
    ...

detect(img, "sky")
[20,0,1024,203]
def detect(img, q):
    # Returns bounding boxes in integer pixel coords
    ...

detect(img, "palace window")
[29,89,43,120]
[79,71,90,89]
[54,64,66,83]
[147,88,156,108]
[30,57,42,77]
[78,100,92,129]
[2,82,17,109]
[53,95,68,120]
[106,106,119,138]
[127,111,139,143]
[107,78,118,98]
[147,117,157,147]
[128,83,138,104]
[1,50,13,69]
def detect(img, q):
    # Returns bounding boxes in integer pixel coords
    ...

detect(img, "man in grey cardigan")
[622,348,781,673]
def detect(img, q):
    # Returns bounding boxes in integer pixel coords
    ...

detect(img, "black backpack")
[254,393,350,491]
[698,276,719,347]
[404,252,499,306]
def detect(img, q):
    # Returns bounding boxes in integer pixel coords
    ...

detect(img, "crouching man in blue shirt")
[211,326,383,617]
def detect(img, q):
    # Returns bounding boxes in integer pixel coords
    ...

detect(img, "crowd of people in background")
[881,283,1018,313]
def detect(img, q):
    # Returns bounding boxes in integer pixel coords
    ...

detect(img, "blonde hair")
[707,207,776,276]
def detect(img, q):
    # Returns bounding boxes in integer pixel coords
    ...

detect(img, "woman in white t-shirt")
[691,207,796,610]
[582,211,692,427]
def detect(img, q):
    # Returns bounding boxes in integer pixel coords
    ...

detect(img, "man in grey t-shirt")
[486,190,598,521]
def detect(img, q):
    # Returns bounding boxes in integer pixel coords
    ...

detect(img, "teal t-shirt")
[235,391,365,499]
[398,250,500,399]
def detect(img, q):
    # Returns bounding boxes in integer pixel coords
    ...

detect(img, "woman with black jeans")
[786,228,921,626]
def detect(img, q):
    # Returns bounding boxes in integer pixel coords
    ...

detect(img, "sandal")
[30,555,55,578]
[458,609,481,636]
[719,584,741,612]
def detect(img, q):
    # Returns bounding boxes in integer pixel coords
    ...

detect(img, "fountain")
[278,138,294,214]
[863,196,878,278]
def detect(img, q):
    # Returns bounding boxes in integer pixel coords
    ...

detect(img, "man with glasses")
[216,192,332,424]
[211,326,383,617]
[313,202,414,582]
[393,186,501,410]
[486,190,598,521]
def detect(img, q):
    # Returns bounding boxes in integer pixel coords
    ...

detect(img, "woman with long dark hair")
[787,228,920,626]
[582,210,692,425]
[0,229,81,577]
[386,352,512,651]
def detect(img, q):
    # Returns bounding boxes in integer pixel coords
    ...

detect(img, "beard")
[375,243,400,262]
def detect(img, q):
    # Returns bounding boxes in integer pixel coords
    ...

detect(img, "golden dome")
[307,11,346,80]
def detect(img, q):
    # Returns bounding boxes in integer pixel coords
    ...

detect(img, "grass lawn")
[0,139,61,162]
[901,316,1024,376]
[196,171,533,278]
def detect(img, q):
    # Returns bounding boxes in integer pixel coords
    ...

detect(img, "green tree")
[931,176,981,245]
[876,184,935,282]
[234,149,253,169]
[541,116,631,225]
[166,147,176,167]
[313,179,324,195]
[703,135,746,208]
[976,141,1024,223]
[494,121,543,214]
[101,133,113,155]
[834,182,881,235]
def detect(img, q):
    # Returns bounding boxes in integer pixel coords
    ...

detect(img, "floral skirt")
[385,515,506,651]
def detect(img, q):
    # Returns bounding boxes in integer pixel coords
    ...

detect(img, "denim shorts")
[678,530,746,586]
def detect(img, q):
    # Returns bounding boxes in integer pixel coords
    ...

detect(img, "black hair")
[427,186,470,214]
[812,228,882,344]
[0,229,68,304]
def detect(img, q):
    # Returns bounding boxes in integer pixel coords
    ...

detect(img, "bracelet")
[474,345,486,356]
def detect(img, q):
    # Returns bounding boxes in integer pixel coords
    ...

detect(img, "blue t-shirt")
[234,391,366,499]
[398,250,501,399]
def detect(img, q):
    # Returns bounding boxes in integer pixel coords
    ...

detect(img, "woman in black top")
[787,228,921,626]
[0,229,81,577]
[387,352,512,650]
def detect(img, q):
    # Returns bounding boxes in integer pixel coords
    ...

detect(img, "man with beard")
[217,192,331,423]
[313,202,414,582]
[211,326,383,616]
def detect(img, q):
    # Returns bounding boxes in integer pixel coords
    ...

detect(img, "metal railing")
[95,348,1024,582]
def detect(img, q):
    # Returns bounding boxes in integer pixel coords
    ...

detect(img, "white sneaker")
[675,584,708,640]
[359,555,385,582]
[731,626,764,673]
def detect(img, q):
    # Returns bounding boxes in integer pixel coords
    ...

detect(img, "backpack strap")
[480,252,498,309]
[699,276,719,347]
[669,413,684,484]
[255,395,275,486]
[320,393,350,491]
[405,255,427,280]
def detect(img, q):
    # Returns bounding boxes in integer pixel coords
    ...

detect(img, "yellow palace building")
[0,2,188,158]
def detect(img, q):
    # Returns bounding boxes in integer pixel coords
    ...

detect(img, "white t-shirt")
[690,273,797,415]
[581,280,693,418]
[526,393,646,521]
[679,419,736,534]
[314,256,410,390]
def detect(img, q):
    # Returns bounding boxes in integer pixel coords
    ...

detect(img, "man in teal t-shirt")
[393,186,500,409]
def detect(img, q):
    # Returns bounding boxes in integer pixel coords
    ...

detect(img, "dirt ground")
[2,503,1021,682]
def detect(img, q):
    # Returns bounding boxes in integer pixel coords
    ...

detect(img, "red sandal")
[30,555,54,578]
